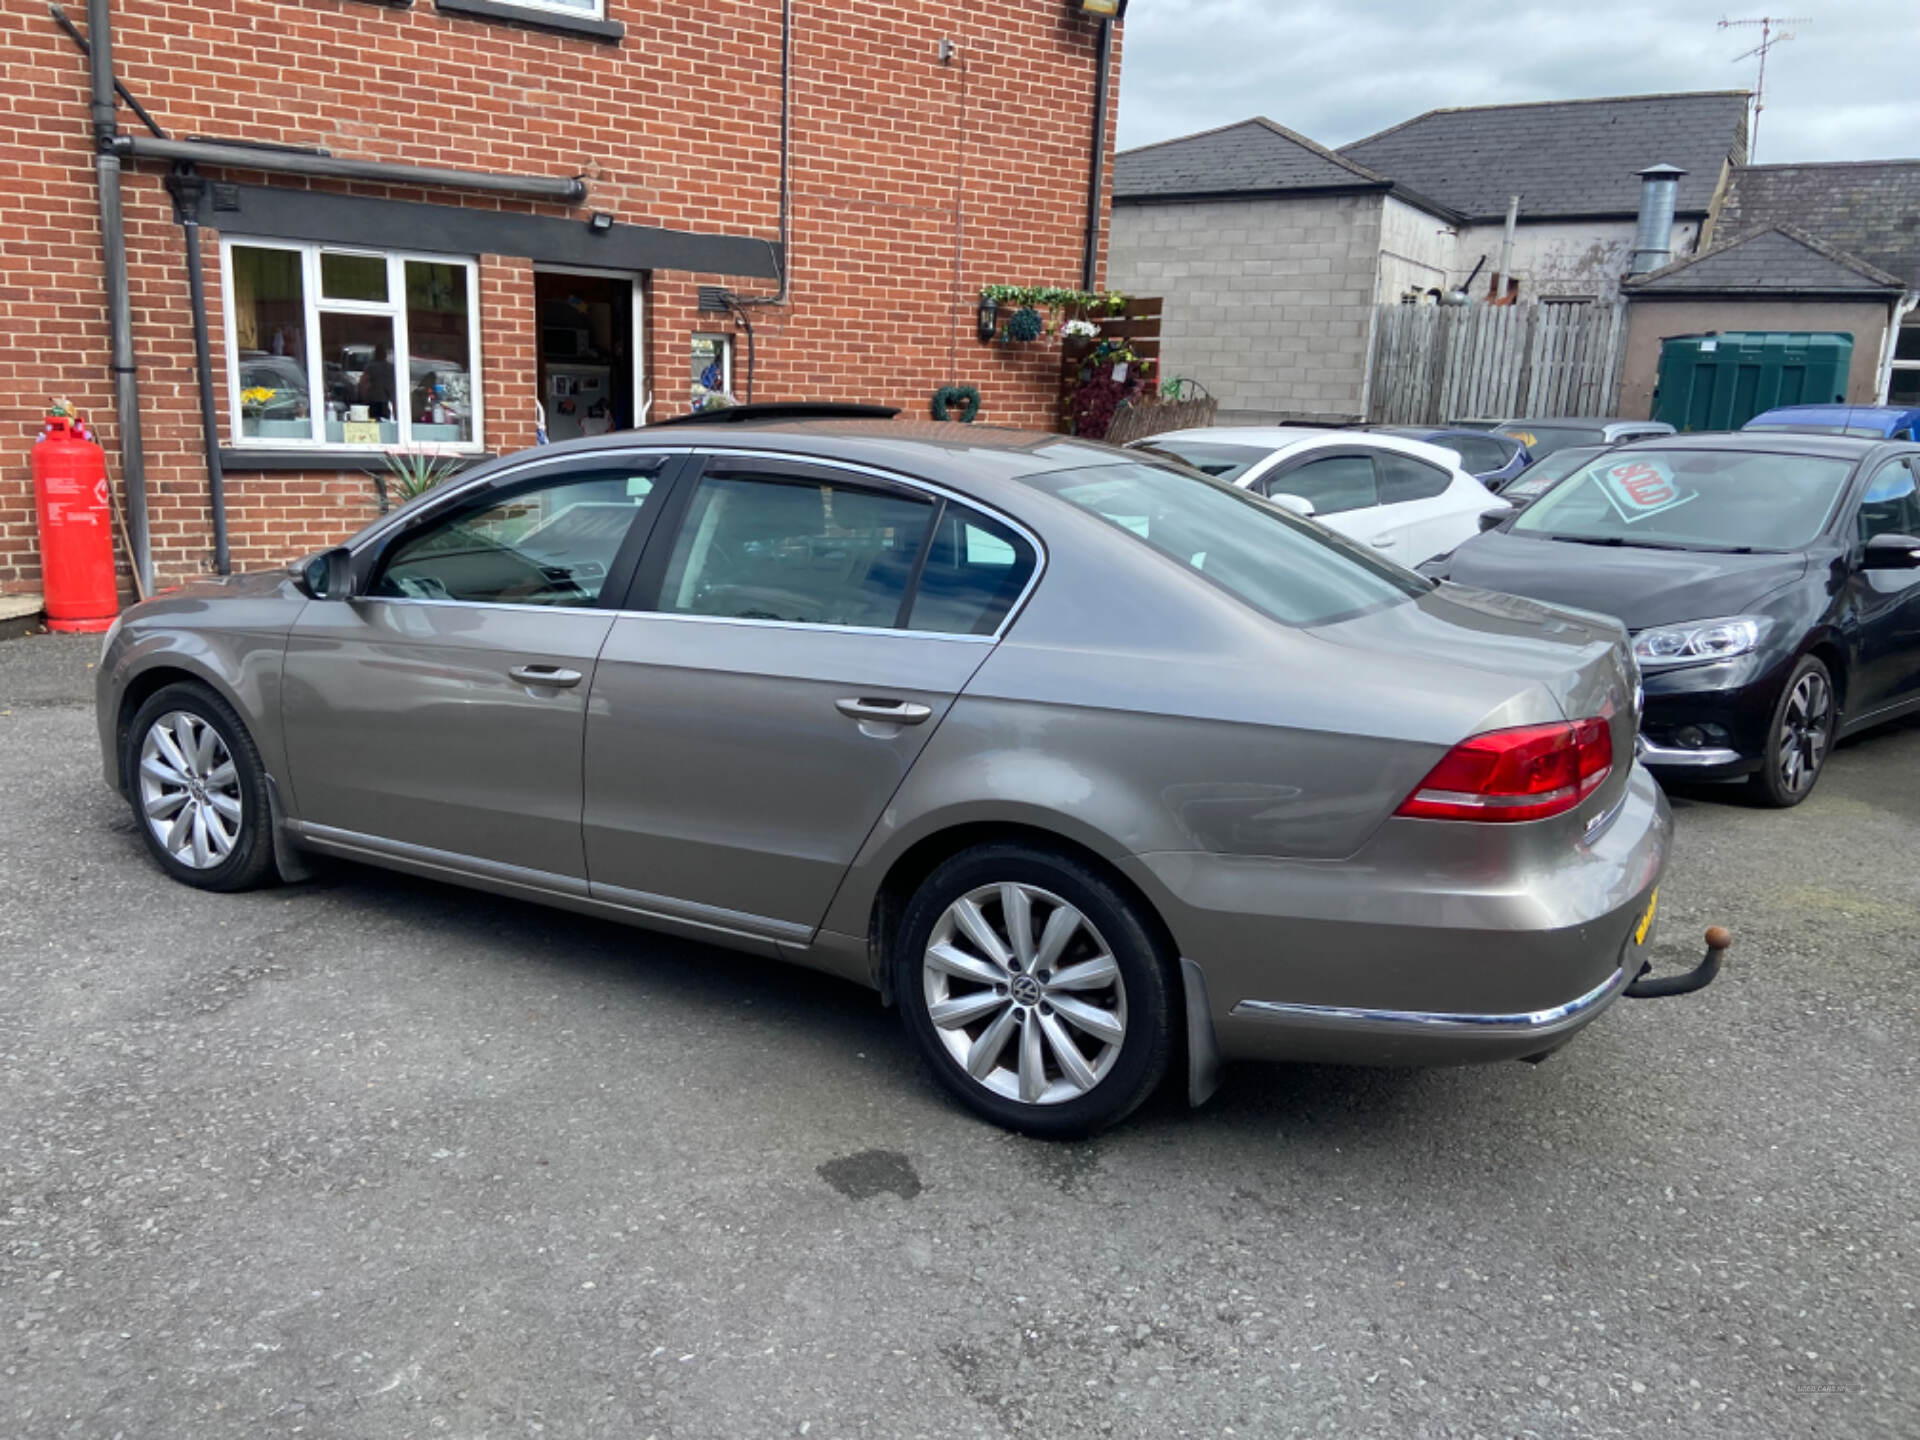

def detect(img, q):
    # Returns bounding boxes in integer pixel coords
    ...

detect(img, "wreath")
[930,385,981,423]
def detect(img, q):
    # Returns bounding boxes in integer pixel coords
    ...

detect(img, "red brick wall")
[0,0,1122,590]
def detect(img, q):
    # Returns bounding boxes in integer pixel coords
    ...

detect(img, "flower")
[241,386,277,407]
[1061,319,1100,339]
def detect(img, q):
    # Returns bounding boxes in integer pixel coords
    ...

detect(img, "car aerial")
[99,414,1711,1136]
[1493,416,1676,460]
[1126,426,1508,564]
[1497,443,1613,508]
[1744,403,1920,441]
[1422,432,1920,806]
[1370,426,1531,491]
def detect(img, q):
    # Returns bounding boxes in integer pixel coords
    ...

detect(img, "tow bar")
[1625,926,1732,999]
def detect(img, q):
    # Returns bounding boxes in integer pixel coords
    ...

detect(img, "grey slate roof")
[1339,92,1750,222]
[1114,117,1392,201]
[1712,161,1920,289]
[1622,225,1907,296]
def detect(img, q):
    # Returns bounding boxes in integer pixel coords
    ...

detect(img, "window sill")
[432,0,623,42]
[220,448,494,473]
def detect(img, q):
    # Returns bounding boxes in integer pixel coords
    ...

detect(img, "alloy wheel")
[1777,669,1832,797]
[921,882,1128,1106]
[139,711,243,870]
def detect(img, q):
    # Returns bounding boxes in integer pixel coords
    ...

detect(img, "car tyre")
[1746,654,1835,809]
[894,843,1175,1137]
[125,681,277,891]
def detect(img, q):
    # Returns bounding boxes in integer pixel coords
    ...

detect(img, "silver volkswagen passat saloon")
[99,419,1686,1134]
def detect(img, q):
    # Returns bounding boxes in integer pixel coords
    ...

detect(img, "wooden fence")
[1367,300,1629,425]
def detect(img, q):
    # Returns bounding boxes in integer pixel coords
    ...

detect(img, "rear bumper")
[1125,761,1670,1069]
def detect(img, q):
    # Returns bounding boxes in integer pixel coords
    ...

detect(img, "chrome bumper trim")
[1634,738,1744,768]
[1232,966,1626,1034]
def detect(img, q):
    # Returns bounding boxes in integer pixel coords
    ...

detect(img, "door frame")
[532,264,649,427]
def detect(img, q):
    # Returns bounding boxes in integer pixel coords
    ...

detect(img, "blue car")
[1744,404,1920,440]
[1371,426,1531,490]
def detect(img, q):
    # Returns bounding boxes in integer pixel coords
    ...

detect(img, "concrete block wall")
[1107,193,1385,422]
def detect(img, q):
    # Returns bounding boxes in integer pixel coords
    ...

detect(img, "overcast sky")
[1116,1,1920,166]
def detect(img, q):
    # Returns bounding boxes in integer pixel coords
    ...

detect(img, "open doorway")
[534,268,645,441]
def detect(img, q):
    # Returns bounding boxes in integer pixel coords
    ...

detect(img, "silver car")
[98,422,1685,1135]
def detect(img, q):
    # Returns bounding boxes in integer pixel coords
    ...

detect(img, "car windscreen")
[1509,447,1854,552]
[1503,445,1604,498]
[1129,439,1273,480]
[1026,460,1428,626]
[1495,424,1600,459]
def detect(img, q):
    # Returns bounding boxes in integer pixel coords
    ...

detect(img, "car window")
[1264,453,1377,514]
[1374,451,1452,504]
[1026,460,1427,627]
[1442,435,1511,474]
[657,472,933,628]
[1130,439,1273,480]
[1858,458,1920,541]
[906,504,1037,635]
[1501,446,1603,500]
[1497,425,1599,459]
[1511,448,1855,552]
[374,470,660,606]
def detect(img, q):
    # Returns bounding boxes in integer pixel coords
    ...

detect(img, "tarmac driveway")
[3,630,1916,1439]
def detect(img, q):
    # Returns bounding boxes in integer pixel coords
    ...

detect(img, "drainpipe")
[164,168,229,575]
[1081,16,1114,292]
[86,0,151,594]
[1491,194,1519,301]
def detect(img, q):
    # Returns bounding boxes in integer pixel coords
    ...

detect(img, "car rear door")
[1845,454,1920,715]
[580,453,1040,942]
[1370,448,1487,563]
[280,453,679,885]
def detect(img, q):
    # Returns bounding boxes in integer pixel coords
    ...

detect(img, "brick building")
[1,0,1123,593]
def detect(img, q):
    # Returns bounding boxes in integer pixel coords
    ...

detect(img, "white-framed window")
[1888,325,1920,408]
[221,239,484,453]
[497,0,605,18]
[691,332,735,412]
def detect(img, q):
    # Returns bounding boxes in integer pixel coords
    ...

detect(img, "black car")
[1423,433,1920,806]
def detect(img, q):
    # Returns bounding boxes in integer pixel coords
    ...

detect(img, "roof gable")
[1339,91,1749,222]
[1114,117,1390,201]
[1714,161,1920,289]
[1623,225,1907,295]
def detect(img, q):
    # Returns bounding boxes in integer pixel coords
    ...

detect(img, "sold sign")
[1597,458,1693,524]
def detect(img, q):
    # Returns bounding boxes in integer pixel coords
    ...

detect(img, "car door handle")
[508,664,584,689]
[1367,536,1399,549]
[836,697,932,725]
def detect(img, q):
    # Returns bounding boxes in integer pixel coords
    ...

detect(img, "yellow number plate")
[1634,889,1659,946]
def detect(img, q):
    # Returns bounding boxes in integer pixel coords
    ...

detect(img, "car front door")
[280,456,676,885]
[1844,455,1920,716]
[1255,450,1404,553]
[581,454,1039,942]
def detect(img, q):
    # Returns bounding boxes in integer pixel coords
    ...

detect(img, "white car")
[1128,427,1509,565]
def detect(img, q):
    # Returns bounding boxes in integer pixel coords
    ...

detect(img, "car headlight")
[1631,616,1766,668]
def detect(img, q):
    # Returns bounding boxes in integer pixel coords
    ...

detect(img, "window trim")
[432,0,624,43]
[220,236,485,457]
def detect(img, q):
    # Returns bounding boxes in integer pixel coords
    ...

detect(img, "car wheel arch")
[114,662,241,795]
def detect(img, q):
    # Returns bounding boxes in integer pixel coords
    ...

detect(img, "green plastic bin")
[1651,331,1854,432]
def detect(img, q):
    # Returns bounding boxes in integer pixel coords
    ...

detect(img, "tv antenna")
[1719,15,1810,161]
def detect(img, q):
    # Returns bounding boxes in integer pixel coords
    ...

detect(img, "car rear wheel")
[894,844,1175,1137]
[126,682,276,891]
[1747,655,1834,808]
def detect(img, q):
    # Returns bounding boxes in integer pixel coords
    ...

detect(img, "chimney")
[1630,164,1686,275]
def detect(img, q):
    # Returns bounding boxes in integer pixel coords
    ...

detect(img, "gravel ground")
[3,629,1916,1439]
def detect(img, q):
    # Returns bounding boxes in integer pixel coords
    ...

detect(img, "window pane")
[658,475,933,628]
[230,246,312,441]
[1027,461,1425,627]
[692,334,733,411]
[1859,460,1920,541]
[907,506,1037,635]
[320,313,400,444]
[405,260,475,444]
[1267,454,1376,514]
[1889,367,1920,406]
[375,470,659,605]
[320,251,388,303]
[1450,436,1509,473]
[1375,451,1450,504]
[1895,327,1920,363]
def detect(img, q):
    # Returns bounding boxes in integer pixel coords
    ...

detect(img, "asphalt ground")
[3,629,1916,1439]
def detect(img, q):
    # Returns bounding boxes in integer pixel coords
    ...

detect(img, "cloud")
[1117,0,1920,165]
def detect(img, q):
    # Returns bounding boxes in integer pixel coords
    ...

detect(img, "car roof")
[1607,429,1888,460]
[1498,416,1670,430]
[1141,426,1468,468]
[1746,404,1920,432]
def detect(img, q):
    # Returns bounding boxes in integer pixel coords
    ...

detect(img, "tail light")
[1396,717,1613,822]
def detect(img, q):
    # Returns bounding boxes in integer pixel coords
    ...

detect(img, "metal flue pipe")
[1631,164,1686,276]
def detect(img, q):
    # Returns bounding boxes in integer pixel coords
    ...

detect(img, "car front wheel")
[1747,655,1835,808]
[126,681,277,891]
[894,843,1175,1136]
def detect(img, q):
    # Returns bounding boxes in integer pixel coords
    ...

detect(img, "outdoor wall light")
[976,291,998,342]
[588,212,615,234]
[1071,0,1126,17]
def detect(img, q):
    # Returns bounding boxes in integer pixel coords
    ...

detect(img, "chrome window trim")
[353,593,997,644]
[1232,965,1626,1034]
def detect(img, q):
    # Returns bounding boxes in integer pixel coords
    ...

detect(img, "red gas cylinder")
[31,409,120,633]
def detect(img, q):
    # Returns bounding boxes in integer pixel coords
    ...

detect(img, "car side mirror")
[1862,533,1920,570]
[298,546,355,599]
[1477,507,1509,532]
[1269,492,1316,518]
